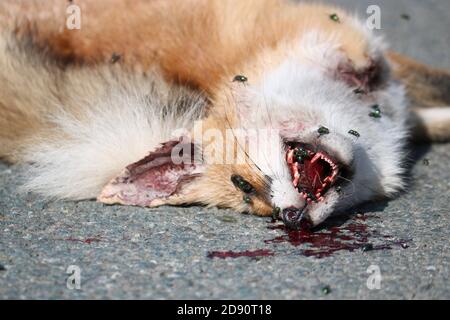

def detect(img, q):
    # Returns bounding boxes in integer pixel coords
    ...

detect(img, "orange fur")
[2,0,374,93]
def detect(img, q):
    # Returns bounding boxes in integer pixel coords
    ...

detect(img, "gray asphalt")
[0,0,449,299]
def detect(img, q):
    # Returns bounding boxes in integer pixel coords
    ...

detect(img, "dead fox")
[1,0,449,228]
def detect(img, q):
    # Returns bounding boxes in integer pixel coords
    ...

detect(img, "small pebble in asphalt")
[422,158,430,166]
[218,215,238,223]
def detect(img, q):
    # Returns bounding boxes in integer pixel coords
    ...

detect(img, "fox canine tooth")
[311,153,321,163]
[293,173,300,186]
[287,150,295,163]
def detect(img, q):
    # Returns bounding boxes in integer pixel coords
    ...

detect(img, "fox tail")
[0,33,205,200]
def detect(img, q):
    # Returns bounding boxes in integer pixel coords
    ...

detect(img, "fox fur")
[1,0,449,227]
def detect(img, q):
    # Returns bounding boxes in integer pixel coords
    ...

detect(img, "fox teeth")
[293,172,300,186]
[287,149,294,163]
[311,153,321,163]
[288,147,341,204]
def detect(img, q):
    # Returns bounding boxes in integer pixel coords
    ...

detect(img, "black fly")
[318,126,330,136]
[369,104,382,118]
[329,13,340,23]
[233,75,248,83]
[111,52,121,64]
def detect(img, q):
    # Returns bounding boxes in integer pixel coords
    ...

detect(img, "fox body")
[1,0,450,227]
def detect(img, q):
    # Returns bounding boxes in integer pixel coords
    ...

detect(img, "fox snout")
[267,133,356,227]
[281,205,312,230]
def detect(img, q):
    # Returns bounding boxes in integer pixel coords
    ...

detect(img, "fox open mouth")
[286,145,339,203]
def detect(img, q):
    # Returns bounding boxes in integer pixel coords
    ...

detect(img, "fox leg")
[387,51,450,142]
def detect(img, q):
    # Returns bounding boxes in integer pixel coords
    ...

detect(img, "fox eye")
[231,174,254,193]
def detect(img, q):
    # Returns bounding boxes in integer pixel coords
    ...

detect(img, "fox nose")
[282,206,312,230]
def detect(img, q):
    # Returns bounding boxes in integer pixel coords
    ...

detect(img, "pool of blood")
[264,214,412,258]
[206,214,411,259]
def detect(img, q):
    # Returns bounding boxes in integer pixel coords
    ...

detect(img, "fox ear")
[97,139,204,207]
[386,51,450,142]
[337,56,390,92]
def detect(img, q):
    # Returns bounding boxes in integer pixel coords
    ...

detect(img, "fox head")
[99,34,409,228]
